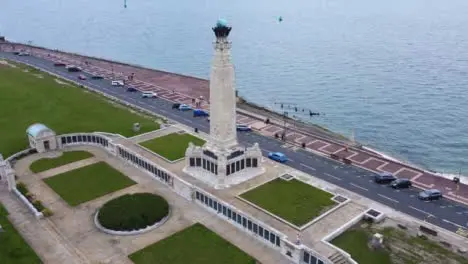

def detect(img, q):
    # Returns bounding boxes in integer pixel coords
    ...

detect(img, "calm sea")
[1,0,468,176]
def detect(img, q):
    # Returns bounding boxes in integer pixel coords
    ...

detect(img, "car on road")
[374,171,397,184]
[78,74,87,80]
[390,178,412,189]
[179,104,192,111]
[91,75,104,80]
[12,51,20,55]
[111,80,125,86]
[172,103,181,109]
[268,152,288,163]
[142,91,157,98]
[418,189,443,201]
[126,87,137,92]
[193,109,209,117]
[236,124,252,132]
[18,52,30,56]
[54,62,66,67]
[66,65,82,72]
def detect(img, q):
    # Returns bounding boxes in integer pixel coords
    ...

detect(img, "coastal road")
[2,52,468,235]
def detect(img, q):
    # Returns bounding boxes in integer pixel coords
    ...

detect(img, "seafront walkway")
[7,44,468,206]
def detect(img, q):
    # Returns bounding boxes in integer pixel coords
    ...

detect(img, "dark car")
[126,87,137,92]
[236,124,252,132]
[418,189,443,201]
[193,109,209,117]
[172,103,181,109]
[374,172,397,184]
[12,51,20,55]
[390,178,412,189]
[91,75,104,80]
[54,62,66,67]
[66,65,82,72]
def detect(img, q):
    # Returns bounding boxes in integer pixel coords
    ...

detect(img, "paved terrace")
[3,44,468,206]
[121,125,368,258]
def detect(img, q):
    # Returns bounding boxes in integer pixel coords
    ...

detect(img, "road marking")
[300,163,316,171]
[349,183,368,191]
[378,194,399,203]
[408,206,433,216]
[324,173,342,181]
[182,118,193,124]
[442,219,464,229]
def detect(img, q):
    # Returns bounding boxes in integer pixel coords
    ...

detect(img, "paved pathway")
[5,44,468,206]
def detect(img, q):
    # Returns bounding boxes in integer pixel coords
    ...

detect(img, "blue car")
[179,104,192,111]
[193,109,209,117]
[236,124,252,132]
[268,152,288,163]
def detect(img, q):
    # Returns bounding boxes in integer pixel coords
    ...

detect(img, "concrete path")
[37,157,99,179]
[0,184,88,264]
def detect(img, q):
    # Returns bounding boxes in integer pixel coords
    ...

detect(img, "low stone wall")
[13,188,44,219]
[93,209,170,236]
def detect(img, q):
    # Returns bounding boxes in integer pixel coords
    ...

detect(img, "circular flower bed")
[97,193,169,232]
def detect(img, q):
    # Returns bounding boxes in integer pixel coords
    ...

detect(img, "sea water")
[1,0,468,177]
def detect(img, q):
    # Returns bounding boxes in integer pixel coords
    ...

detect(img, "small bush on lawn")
[98,193,169,231]
[42,208,53,217]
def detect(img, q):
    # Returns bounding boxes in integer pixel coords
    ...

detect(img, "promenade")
[4,44,468,207]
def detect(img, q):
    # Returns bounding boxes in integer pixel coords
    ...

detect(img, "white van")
[111,80,125,86]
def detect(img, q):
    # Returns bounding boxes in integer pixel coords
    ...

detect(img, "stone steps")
[328,252,350,264]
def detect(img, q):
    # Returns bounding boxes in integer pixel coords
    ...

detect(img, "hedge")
[97,193,169,231]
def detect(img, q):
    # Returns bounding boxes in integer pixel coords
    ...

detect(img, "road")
[2,52,468,235]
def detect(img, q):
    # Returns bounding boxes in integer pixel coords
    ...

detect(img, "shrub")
[32,200,45,212]
[42,208,53,217]
[97,193,169,231]
[16,182,29,195]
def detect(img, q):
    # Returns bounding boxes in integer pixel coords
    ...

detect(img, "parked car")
[78,74,87,80]
[179,104,192,111]
[172,103,181,109]
[390,178,412,189]
[268,152,288,163]
[142,91,157,98]
[111,80,125,86]
[126,87,137,92]
[12,51,20,55]
[374,172,397,184]
[91,75,104,80]
[193,109,209,117]
[66,65,82,72]
[54,62,66,67]
[418,189,443,201]
[236,124,252,132]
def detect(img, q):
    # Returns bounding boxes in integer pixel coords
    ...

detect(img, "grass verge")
[44,162,136,206]
[139,133,205,161]
[129,223,256,264]
[240,178,335,226]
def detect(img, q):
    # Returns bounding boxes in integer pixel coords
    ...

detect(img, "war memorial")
[0,20,467,264]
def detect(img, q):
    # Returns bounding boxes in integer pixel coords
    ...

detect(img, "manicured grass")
[129,223,256,264]
[30,151,94,173]
[98,193,169,231]
[0,63,160,157]
[332,229,392,264]
[139,133,205,161]
[0,203,42,264]
[240,178,335,226]
[44,162,136,206]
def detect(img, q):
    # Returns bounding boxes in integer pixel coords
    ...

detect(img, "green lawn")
[44,162,136,206]
[0,203,42,264]
[240,178,336,226]
[0,63,160,157]
[332,229,392,264]
[30,151,94,173]
[139,133,205,161]
[129,223,256,264]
